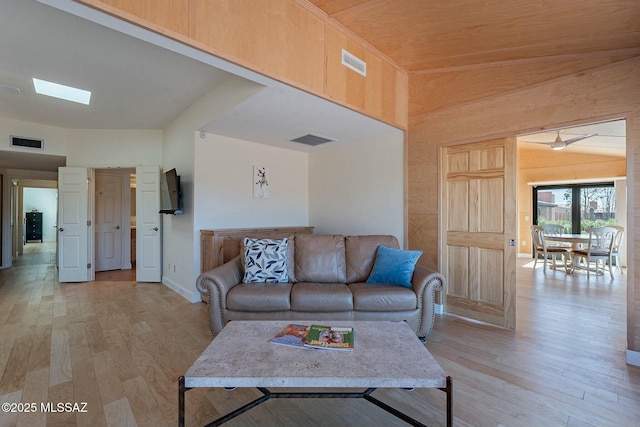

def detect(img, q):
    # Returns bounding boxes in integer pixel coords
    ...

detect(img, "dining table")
[544,233,590,247]
[544,233,591,273]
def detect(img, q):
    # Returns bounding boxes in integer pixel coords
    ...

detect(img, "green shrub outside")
[537,218,616,233]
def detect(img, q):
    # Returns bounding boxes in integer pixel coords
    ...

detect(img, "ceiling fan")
[534,130,598,150]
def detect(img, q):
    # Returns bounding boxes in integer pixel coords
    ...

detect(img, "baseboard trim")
[435,303,444,315]
[162,277,200,303]
[627,349,640,367]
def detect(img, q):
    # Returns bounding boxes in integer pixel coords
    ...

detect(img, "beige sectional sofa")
[196,234,445,338]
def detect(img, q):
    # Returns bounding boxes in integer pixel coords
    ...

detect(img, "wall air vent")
[341,49,366,76]
[11,135,44,150]
[290,134,334,146]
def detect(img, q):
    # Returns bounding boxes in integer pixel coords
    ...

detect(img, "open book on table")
[303,324,354,351]
[270,324,355,351]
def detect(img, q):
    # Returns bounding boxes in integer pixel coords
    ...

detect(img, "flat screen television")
[160,168,183,215]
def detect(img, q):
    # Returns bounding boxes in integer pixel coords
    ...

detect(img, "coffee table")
[179,320,452,427]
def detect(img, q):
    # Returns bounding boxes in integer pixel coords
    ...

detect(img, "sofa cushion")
[366,245,422,288]
[295,234,346,283]
[227,283,292,312]
[290,283,353,312]
[345,235,400,283]
[242,237,289,283]
[349,283,417,311]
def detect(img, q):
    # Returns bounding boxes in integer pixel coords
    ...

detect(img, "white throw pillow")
[242,237,289,283]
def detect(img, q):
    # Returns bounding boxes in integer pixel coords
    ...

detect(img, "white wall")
[0,117,69,156]
[66,129,162,167]
[194,134,309,229]
[0,117,163,168]
[161,74,266,302]
[309,130,405,247]
[23,187,57,242]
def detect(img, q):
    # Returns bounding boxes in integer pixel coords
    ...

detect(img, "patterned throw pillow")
[242,238,289,283]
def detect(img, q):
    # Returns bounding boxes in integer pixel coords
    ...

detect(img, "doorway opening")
[10,169,138,276]
[517,118,627,263]
[11,179,58,264]
[94,168,136,273]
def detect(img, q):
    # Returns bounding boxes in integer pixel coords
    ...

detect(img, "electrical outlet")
[522,240,527,246]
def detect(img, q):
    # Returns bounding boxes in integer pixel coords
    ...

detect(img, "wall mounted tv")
[160,168,183,215]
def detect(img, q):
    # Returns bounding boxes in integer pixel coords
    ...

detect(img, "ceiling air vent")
[341,49,366,76]
[11,135,44,151]
[290,134,334,146]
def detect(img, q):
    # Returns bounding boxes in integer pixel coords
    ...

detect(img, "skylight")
[33,78,91,105]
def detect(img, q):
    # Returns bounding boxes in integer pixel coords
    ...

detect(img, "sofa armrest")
[411,265,446,338]
[196,255,243,336]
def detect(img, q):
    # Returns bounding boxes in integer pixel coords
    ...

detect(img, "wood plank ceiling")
[308,0,640,72]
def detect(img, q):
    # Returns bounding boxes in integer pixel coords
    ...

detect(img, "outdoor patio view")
[534,183,616,234]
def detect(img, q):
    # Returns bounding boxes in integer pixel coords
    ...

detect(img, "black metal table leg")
[180,379,453,427]
[438,376,453,427]
[179,376,192,427]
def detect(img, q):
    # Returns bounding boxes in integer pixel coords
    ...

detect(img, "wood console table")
[200,226,314,274]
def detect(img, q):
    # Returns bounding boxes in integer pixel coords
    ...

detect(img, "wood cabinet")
[26,212,43,243]
[200,226,314,274]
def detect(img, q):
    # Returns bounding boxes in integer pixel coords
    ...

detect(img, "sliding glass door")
[533,183,615,234]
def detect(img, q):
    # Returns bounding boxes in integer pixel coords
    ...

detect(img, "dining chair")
[571,226,617,279]
[541,223,571,248]
[611,225,625,273]
[542,224,566,235]
[531,225,570,272]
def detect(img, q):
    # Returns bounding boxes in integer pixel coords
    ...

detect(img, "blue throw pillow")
[365,245,422,288]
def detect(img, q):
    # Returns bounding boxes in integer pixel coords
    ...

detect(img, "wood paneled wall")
[407,56,640,353]
[75,0,407,129]
[516,145,626,253]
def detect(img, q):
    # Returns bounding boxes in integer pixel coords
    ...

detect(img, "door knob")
[59,227,64,232]
[115,225,120,229]
[152,227,159,231]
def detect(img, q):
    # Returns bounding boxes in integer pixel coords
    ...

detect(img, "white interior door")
[58,167,90,282]
[96,172,123,271]
[136,166,161,282]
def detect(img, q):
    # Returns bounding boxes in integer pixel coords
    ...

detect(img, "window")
[533,183,615,234]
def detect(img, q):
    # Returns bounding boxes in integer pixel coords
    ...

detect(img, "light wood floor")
[1,244,639,426]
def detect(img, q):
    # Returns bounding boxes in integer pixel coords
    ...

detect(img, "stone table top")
[185,320,447,389]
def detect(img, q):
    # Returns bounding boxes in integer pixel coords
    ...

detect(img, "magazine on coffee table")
[303,324,354,351]
[269,324,310,349]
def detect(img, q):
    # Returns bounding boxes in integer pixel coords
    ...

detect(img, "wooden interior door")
[442,137,517,329]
